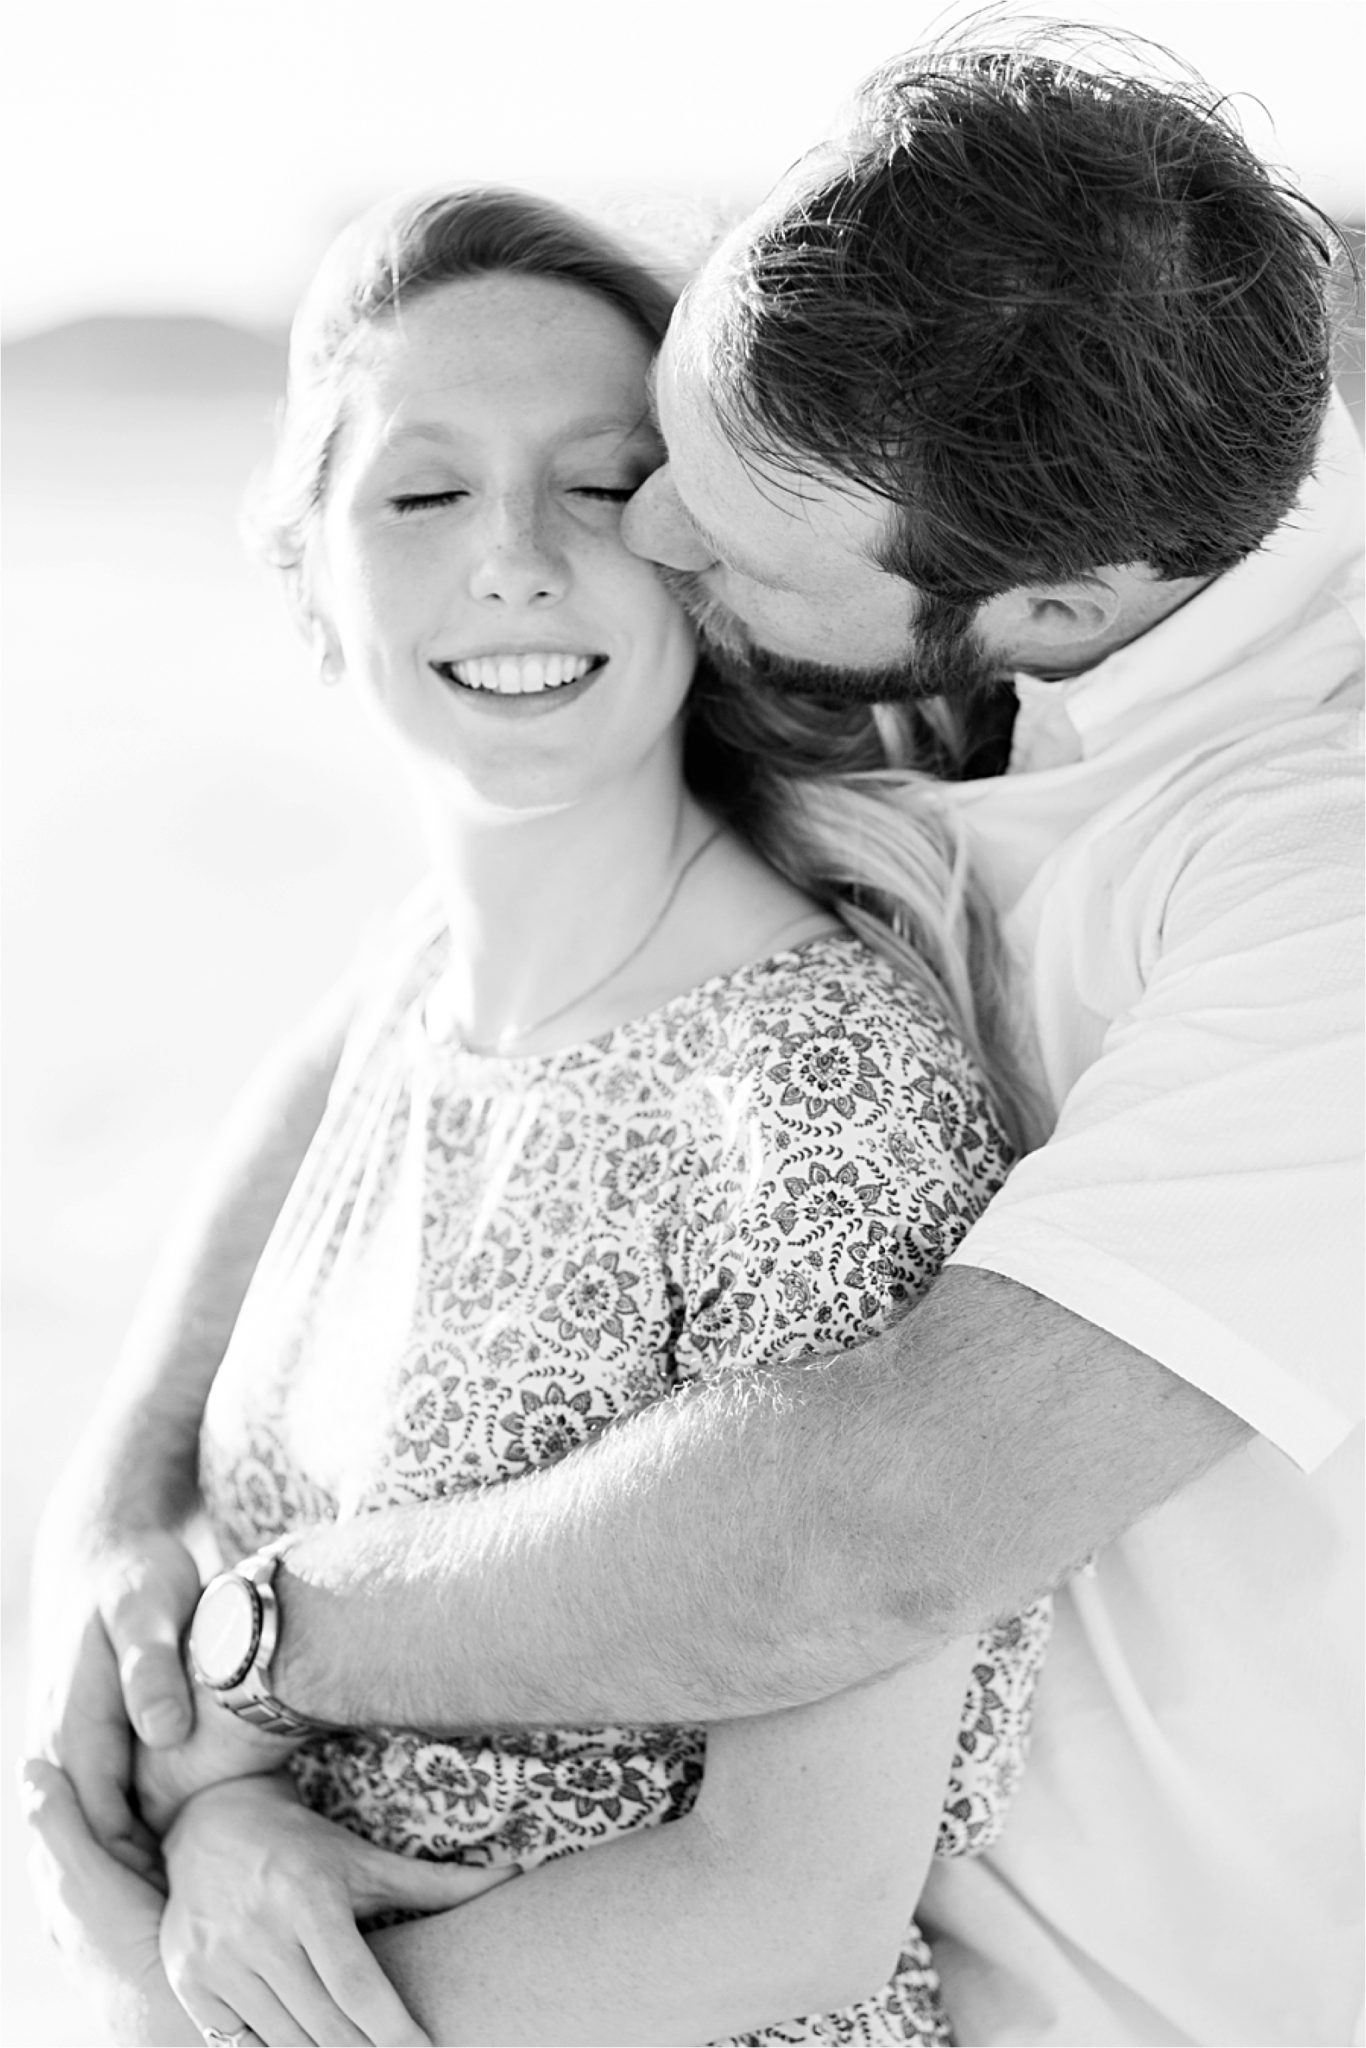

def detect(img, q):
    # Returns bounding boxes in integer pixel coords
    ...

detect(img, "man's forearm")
[269,1266,1250,1729]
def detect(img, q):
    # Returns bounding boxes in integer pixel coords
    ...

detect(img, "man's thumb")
[100,1538,201,1746]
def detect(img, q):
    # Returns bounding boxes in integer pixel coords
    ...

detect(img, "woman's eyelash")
[390,491,465,515]
[389,485,636,514]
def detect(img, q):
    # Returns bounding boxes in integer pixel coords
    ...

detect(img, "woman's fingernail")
[15,1757,51,1816]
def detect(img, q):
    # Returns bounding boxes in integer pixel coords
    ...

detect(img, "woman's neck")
[411,762,718,1055]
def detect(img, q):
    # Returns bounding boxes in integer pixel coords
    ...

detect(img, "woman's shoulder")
[642,930,1008,1178]
[695,930,979,1078]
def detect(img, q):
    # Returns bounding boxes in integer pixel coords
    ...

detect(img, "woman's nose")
[467,500,568,606]
[621,467,717,572]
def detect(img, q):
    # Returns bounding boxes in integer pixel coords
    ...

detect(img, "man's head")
[624,28,1337,702]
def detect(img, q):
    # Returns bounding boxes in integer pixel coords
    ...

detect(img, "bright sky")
[4,0,1361,337]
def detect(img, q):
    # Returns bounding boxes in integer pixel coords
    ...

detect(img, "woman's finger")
[20,1759,86,1930]
[174,1935,369,2048]
[306,1918,435,2047]
[19,1756,84,1847]
[351,1836,519,1919]
[266,1943,379,2048]
[182,1972,316,2048]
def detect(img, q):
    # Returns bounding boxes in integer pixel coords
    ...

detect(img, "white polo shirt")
[921,399,1364,2046]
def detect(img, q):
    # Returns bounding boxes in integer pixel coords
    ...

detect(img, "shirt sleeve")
[671,956,1011,1380]
[948,725,1364,1469]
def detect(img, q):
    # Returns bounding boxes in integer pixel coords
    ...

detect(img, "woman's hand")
[133,1680,300,1835]
[19,1757,198,2045]
[160,1772,517,2046]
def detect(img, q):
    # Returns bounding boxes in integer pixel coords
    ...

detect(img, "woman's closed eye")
[389,490,467,516]
[388,485,634,516]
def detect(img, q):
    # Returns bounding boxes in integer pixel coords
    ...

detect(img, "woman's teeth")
[444,653,599,695]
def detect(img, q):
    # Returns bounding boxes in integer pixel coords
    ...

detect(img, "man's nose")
[622,467,716,572]
[468,500,568,606]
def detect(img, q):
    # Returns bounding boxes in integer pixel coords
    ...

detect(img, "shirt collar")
[1008,395,1364,769]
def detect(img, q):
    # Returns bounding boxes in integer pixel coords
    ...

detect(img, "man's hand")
[20,1758,198,2046]
[160,1773,516,2046]
[30,1530,202,1875]
[134,1683,301,1837]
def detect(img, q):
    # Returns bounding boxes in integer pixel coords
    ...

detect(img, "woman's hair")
[686,671,1036,1154]
[260,185,1033,1152]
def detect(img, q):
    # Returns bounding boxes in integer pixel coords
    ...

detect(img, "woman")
[58,187,1046,2046]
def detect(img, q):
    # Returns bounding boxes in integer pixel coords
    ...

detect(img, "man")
[28,29,1362,2045]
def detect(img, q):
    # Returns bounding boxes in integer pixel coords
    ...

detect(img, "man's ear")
[978,575,1124,669]
[977,564,1208,675]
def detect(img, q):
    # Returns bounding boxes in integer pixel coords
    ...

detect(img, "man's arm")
[29,985,349,1855]
[251,1267,1248,1728]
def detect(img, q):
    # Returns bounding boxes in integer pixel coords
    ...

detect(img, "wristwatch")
[187,1538,333,1737]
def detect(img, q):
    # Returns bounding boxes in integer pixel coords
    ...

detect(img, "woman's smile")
[431,650,608,698]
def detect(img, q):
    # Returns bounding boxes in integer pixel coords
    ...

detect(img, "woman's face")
[311,273,697,816]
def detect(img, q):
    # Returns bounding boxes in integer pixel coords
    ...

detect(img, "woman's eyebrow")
[379,416,655,452]
[382,423,458,451]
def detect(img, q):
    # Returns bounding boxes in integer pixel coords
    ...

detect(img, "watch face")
[188,1575,261,1691]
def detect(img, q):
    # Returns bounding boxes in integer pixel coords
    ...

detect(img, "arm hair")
[272,1265,1248,1727]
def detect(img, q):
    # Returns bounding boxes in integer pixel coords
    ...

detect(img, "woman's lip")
[444,646,604,661]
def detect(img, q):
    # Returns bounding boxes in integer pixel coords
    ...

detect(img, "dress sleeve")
[671,956,1010,1381]
[671,948,1047,1862]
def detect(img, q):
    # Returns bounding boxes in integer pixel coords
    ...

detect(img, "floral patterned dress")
[199,901,1050,2046]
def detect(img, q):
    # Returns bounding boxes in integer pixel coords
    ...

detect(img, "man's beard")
[656,565,1005,707]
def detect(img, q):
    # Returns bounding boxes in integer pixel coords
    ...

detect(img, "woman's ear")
[311,622,344,686]
[288,566,344,685]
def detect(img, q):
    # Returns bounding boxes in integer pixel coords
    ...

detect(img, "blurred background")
[3,2,1361,2037]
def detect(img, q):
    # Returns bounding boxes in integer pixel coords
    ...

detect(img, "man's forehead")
[653,312,895,580]
[656,300,829,505]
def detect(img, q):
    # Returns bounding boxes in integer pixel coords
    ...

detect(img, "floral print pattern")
[199,907,1048,2046]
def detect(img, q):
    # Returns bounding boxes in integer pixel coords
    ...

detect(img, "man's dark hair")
[705,27,1341,605]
